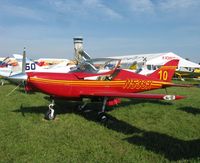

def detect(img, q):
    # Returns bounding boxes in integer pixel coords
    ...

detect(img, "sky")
[0,0,200,62]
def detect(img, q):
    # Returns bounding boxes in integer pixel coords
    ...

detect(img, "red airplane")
[10,58,187,121]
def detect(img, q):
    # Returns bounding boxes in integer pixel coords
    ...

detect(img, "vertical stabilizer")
[148,59,179,82]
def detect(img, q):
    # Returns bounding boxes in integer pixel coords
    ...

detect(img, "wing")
[0,69,12,78]
[81,91,185,100]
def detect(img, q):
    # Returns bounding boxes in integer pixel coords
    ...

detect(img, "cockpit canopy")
[71,58,121,74]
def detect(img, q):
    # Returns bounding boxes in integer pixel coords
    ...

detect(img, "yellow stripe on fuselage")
[160,66,177,69]
[29,77,172,90]
[30,77,124,87]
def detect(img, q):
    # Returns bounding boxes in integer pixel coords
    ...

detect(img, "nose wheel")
[45,100,55,120]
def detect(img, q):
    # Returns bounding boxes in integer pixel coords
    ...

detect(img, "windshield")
[71,59,121,73]
[71,62,98,73]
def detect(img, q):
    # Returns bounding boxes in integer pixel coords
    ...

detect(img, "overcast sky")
[0,0,200,62]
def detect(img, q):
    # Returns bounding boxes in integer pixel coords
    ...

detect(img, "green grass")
[0,81,200,162]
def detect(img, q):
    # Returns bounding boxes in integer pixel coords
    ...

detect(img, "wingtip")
[163,95,185,100]
[175,95,186,100]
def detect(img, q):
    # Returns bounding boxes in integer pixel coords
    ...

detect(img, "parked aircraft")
[174,69,200,80]
[0,56,19,85]
[13,52,76,73]
[10,56,189,122]
[2,49,122,84]
[0,49,77,83]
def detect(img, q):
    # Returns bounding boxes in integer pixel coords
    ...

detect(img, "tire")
[45,109,55,120]
[98,112,108,124]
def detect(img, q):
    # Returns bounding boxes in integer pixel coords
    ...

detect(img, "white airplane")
[0,48,120,84]
[0,49,77,84]
[13,54,76,73]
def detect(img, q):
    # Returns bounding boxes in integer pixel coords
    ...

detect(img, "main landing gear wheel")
[98,112,108,124]
[45,102,55,120]
[97,97,109,124]
[77,105,84,112]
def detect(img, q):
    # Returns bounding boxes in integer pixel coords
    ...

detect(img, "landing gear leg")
[165,88,168,94]
[45,99,55,120]
[77,102,88,112]
[98,97,109,123]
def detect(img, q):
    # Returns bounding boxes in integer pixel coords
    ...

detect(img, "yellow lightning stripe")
[30,77,125,87]
[153,81,173,85]
[151,84,162,86]
[159,66,177,69]
[151,80,174,88]
[30,77,172,89]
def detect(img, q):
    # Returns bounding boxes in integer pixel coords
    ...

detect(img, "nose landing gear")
[45,100,55,120]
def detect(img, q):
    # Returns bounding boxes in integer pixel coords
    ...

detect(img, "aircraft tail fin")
[148,59,179,82]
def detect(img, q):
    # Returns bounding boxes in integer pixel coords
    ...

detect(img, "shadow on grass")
[193,84,200,88]
[13,102,142,135]
[13,100,200,161]
[125,132,200,161]
[178,106,200,115]
[13,102,77,117]
[13,105,49,117]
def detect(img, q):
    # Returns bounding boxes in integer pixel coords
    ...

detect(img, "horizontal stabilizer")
[162,83,193,88]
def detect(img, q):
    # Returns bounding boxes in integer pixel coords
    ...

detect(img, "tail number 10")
[158,70,168,80]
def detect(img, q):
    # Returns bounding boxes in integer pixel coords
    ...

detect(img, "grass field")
[0,81,200,162]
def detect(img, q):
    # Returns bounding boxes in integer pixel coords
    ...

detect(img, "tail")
[148,59,179,82]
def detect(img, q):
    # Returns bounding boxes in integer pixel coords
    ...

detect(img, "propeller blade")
[22,47,26,74]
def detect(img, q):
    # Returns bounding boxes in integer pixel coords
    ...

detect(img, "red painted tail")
[148,59,179,82]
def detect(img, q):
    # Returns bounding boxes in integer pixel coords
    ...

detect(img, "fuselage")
[26,69,166,99]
